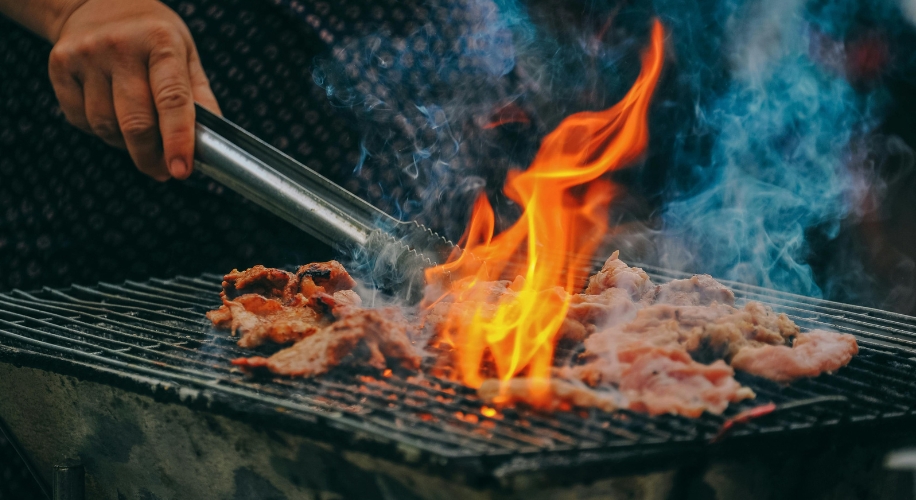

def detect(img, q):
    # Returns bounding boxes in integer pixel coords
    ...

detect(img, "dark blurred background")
[2,0,915,311]
[2,0,916,496]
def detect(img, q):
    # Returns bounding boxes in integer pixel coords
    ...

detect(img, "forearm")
[0,0,88,42]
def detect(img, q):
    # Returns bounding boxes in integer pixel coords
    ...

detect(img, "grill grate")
[2,267,916,481]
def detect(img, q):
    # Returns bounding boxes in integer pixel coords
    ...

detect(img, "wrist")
[44,0,91,42]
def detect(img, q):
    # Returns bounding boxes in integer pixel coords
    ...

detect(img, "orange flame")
[425,21,665,405]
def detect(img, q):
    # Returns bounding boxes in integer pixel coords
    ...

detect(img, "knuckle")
[155,81,192,110]
[118,113,156,139]
[48,44,74,69]
[99,32,129,53]
[89,119,121,141]
[71,37,100,58]
[148,45,182,70]
[146,23,183,48]
[56,34,114,61]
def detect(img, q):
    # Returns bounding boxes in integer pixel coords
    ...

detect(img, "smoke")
[658,17,874,295]
[640,0,915,302]
[312,0,533,240]
[311,0,916,305]
[899,0,916,25]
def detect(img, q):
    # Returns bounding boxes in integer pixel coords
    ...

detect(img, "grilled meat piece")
[212,262,416,377]
[221,265,298,301]
[584,251,655,300]
[220,261,355,303]
[619,347,754,417]
[207,262,359,348]
[232,307,421,376]
[579,301,796,366]
[568,336,755,417]
[481,347,752,417]
[478,378,620,413]
[704,301,799,354]
[730,330,859,382]
[314,289,362,317]
[210,293,327,348]
[565,267,734,342]
[601,301,799,362]
[652,274,735,307]
[561,288,639,341]
[209,291,364,349]
[295,261,357,297]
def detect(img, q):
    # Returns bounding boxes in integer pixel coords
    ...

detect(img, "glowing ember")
[424,21,666,407]
[480,406,498,418]
[455,411,479,424]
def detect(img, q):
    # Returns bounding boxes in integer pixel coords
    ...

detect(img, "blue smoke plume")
[652,0,900,298]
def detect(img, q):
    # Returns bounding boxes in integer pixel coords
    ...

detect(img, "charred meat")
[209,262,419,377]
[206,261,359,348]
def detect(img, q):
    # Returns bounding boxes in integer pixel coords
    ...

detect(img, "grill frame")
[2,267,916,486]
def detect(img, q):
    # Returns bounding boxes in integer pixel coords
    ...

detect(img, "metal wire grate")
[1,268,916,480]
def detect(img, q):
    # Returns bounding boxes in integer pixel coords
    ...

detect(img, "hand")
[48,0,220,181]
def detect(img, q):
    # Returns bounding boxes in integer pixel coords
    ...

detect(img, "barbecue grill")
[1,264,916,499]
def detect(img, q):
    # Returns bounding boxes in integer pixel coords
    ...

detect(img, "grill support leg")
[52,461,84,500]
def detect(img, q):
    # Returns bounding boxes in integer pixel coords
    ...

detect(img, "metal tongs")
[192,104,456,300]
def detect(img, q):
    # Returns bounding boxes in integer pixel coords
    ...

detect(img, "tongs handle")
[192,104,397,248]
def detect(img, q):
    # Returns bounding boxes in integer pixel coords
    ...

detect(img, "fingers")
[148,43,194,180]
[82,72,125,149]
[47,12,218,183]
[112,63,170,182]
[48,48,90,133]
